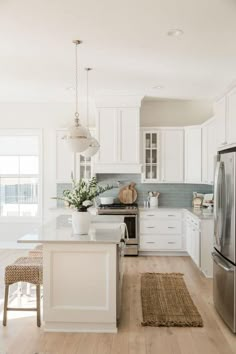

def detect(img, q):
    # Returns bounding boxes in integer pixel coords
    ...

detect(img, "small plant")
[54,176,113,212]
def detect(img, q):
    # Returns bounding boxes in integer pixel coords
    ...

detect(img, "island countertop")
[17,214,125,244]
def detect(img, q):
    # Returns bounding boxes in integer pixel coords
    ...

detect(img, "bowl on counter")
[100,197,114,205]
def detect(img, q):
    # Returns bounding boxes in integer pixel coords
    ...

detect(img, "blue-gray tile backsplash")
[57,174,213,208]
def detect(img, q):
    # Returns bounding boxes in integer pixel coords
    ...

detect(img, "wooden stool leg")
[3,285,9,326]
[36,285,41,327]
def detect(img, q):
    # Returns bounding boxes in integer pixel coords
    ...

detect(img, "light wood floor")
[1,254,236,354]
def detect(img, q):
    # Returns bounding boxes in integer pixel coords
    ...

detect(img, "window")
[0,131,41,218]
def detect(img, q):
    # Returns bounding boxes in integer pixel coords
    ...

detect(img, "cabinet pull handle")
[147,226,155,229]
[168,215,175,217]
[147,214,155,217]
[168,242,176,244]
[168,227,175,229]
[146,241,155,244]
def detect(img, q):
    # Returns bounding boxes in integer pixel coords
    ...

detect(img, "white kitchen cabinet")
[185,213,200,267]
[200,219,214,277]
[141,128,184,183]
[142,131,160,182]
[184,211,213,277]
[139,209,184,253]
[56,129,94,183]
[201,124,208,184]
[214,96,227,148]
[185,127,202,183]
[94,107,141,173]
[56,130,74,182]
[161,129,184,183]
[201,118,217,185]
[227,87,236,145]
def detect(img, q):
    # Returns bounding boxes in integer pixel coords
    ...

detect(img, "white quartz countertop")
[139,206,214,220]
[17,215,125,244]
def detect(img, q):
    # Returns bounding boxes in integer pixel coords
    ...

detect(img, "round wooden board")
[118,183,137,204]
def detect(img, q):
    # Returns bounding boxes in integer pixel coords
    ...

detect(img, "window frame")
[0,129,43,223]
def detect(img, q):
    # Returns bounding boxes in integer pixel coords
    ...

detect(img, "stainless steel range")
[97,203,139,255]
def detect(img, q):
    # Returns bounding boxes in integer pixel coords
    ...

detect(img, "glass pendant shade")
[81,137,100,157]
[65,123,91,153]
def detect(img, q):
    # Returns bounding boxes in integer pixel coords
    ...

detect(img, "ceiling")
[0,0,236,102]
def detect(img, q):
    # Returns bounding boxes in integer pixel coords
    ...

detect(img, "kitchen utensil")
[118,182,137,204]
[100,197,114,205]
[149,192,160,208]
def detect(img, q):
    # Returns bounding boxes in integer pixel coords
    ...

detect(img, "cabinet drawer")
[140,210,181,220]
[140,220,182,234]
[140,235,182,250]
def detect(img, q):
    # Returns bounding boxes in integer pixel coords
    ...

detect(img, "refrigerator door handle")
[212,252,234,272]
[214,161,222,247]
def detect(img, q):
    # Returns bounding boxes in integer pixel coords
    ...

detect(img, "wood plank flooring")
[1,253,236,354]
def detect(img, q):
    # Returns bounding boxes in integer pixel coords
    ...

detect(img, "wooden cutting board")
[118,182,137,204]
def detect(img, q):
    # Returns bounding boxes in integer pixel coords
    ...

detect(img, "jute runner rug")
[141,273,203,327]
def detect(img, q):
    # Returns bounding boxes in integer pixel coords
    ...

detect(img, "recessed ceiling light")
[152,85,164,89]
[167,29,184,37]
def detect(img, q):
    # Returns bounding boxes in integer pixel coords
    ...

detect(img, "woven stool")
[3,257,43,327]
[28,244,43,257]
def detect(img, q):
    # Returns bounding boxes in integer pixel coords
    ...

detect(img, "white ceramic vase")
[72,211,91,235]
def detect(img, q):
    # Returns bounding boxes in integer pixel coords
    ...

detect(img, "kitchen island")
[18,215,125,333]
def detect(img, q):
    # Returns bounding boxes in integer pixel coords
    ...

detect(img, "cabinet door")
[227,88,236,144]
[56,130,74,182]
[186,222,192,255]
[185,127,202,183]
[193,229,200,267]
[143,131,160,182]
[96,108,117,164]
[202,125,208,183]
[207,119,217,184]
[118,108,139,164]
[214,97,227,147]
[161,129,184,182]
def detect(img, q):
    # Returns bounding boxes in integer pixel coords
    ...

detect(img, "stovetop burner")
[99,203,138,210]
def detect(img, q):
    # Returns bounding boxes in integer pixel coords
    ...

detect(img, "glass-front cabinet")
[142,131,160,182]
[76,154,93,180]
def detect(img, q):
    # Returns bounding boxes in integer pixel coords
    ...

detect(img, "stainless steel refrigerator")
[213,147,236,332]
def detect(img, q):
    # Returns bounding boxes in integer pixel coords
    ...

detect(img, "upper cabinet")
[214,96,227,147]
[141,128,184,183]
[142,130,160,182]
[161,129,184,183]
[94,106,141,173]
[201,118,217,185]
[227,87,236,145]
[214,86,236,149]
[185,127,202,183]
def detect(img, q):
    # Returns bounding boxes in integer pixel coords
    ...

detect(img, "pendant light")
[81,67,100,158]
[63,40,91,153]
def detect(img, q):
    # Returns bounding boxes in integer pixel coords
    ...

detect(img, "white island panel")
[44,243,117,332]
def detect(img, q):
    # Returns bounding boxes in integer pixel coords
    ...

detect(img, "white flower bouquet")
[55,176,113,212]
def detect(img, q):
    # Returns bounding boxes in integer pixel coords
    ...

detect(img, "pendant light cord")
[73,40,82,126]
[85,68,92,128]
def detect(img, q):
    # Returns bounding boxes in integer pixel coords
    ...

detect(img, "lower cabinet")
[139,209,184,252]
[185,214,200,267]
[184,211,213,277]
[139,208,214,278]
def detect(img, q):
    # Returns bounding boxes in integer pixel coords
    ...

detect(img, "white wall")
[0,102,92,226]
[140,99,213,126]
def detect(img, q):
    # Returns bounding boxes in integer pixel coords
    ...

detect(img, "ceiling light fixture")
[81,68,100,158]
[63,40,91,153]
[167,29,184,37]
